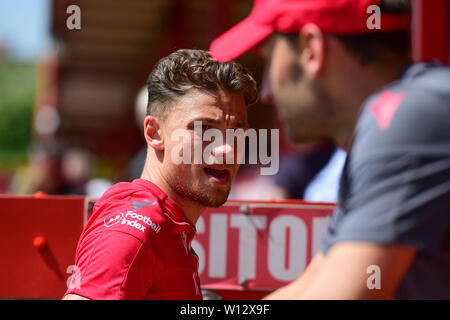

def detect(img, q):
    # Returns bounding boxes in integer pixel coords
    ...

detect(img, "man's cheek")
[168,140,193,165]
[271,45,298,89]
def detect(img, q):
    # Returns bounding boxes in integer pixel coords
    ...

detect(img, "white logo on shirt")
[103,210,161,233]
[104,213,123,227]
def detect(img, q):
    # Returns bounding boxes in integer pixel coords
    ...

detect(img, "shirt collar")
[399,61,442,81]
[132,179,197,232]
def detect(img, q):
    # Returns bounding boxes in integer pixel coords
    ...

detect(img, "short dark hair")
[280,0,412,65]
[334,0,411,64]
[334,31,411,65]
[146,49,258,119]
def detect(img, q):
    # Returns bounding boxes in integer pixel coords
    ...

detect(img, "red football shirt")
[64,179,202,300]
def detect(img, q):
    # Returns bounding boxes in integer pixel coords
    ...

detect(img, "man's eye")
[192,123,214,131]
[197,124,212,131]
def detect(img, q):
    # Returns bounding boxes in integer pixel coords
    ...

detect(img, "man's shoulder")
[363,62,450,117]
[86,181,168,244]
[97,180,143,202]
[354,63,450,157]
[94,179,162,211]
[400,62,450,92]
[383,62,450,93]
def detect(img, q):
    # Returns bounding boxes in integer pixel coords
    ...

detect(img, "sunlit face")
[160,88,248,207]
[260,34,336,143]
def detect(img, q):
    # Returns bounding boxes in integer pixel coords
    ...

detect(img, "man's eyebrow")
[191,117,222,124]
[190,118,248,128]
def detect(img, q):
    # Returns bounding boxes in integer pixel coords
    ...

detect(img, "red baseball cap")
[210,0,410,62]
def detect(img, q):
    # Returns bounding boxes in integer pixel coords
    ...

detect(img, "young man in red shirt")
[63,49,257,300]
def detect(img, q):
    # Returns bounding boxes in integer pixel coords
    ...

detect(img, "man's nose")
[211,142,234,163]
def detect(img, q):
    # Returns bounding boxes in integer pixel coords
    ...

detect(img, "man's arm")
[298,242,416,299]
[62,231,154,300]
[264,251,325,299]
[266,242,416,299]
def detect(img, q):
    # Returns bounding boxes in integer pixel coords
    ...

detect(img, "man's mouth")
[203,167,231,184]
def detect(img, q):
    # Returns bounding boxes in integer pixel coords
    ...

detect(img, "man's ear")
[144,115,164,151]
[298,23,325,77]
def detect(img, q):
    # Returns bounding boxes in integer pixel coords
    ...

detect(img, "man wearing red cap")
[211,0,450,299]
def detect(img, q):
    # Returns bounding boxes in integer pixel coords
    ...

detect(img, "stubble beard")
[274,69,338,144]
[164,169,231,208]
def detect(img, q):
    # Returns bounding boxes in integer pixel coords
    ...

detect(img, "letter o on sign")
[268,216,307,281]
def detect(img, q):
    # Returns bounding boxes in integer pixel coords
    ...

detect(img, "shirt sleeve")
[322,86,450,255]
[65,230,156,300]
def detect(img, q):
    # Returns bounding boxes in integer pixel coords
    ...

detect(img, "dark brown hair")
[146,49,258,119]
[333,0,412,64]
[281,0,412,65]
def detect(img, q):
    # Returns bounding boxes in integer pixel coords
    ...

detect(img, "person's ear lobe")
[144,116,164,151]
[299,23,325,77]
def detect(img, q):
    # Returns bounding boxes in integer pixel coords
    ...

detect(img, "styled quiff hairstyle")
[146,49,258,119]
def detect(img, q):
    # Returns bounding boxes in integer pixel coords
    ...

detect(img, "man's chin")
[284,125,305,143]
[177,184,231,208]
[198,190,230,208]
[205,197,228,208]
[285,123,322,144]
[192,183,231,207]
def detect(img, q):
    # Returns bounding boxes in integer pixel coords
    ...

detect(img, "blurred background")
[0,0,448,201]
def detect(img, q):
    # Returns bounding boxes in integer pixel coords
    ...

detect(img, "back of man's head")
[333,0,411,65]
[209,0,413,149]
[210,0,412,65]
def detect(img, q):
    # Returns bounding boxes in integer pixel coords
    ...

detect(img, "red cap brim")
[210,16,274,62]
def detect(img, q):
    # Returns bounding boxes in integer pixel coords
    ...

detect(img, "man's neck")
[335,59,411,151]
[140,157,204,225]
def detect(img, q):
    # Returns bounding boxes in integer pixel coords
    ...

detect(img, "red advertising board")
[194,200,334,299]
[0,195,87,299]
[0,196,333,299]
